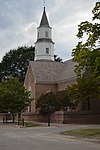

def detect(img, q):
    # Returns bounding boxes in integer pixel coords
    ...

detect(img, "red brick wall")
[22,111,100,124]
[0,113,15,121]
[0,112,100,124]
[63,111,100,124]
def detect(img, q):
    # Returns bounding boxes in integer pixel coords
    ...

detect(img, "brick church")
[24,6,76,112]
[24,6,100,113]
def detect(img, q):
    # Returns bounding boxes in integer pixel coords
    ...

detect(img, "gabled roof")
[39,7,50,28]
[29,59,77,84]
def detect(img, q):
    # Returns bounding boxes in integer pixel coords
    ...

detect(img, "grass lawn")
[24,122,41,127]
[61,128,100,139]
[0,121,42,127]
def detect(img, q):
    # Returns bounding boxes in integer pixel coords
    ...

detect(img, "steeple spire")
[35,2,54,61]
[39,4,50,28]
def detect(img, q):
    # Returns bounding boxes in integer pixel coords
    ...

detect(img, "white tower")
[35,7,54,61]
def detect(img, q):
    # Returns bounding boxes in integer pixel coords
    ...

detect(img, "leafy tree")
[56,91,74,111]
[0,77,31,122]
[72,2,100,79]
[36,92,59,114]
[0,46,35,82]
[0,46,62,82]
[36,91,73,114]
[71,2,100,111]
[67,77,100,111]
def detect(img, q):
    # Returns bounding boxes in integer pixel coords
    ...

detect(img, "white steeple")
[35,7,54,61]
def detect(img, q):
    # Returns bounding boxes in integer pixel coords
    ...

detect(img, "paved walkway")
[0,123,100,150]
[0,121,100,129]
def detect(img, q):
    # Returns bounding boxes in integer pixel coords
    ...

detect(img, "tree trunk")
[18,112,21,119]
[87,98,90,111]
[48,106,51,126]
[12,113,15,123]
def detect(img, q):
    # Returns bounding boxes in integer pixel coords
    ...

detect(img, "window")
[46,48,49,54]
[45,31,48,37]
[38,32,39,38]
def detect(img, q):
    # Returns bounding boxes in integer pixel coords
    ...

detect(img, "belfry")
[35,7,54,61]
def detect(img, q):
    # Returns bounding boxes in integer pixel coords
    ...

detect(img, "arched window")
[46,48,49,54]
[45,31,48,37]
[38,32,39,38]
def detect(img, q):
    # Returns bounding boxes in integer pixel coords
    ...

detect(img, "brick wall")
[63,111,100,124]
[0,112,100,124]
[0,113,15,122]
[22,111,100,124]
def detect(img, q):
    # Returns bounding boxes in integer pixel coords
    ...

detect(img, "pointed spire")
[39,7,50,28]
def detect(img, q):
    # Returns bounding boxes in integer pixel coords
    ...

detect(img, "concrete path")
[0,124,100,150]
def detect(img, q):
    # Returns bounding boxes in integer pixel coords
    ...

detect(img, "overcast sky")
[0,0,97,62]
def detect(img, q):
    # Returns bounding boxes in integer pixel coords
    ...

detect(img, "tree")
[0,46,35,82]
[36,92,59,114]
[71,2,100,111]
[0,46,62,82]
[36,91,73,114]
[56,91,74,111]
[67,77,100,111]
[0,77,31,122]
[72,2,100,79]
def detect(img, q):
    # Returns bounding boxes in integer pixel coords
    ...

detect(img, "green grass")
[24,122,41,127]
[1,121,42,127]
[61,129,100,139]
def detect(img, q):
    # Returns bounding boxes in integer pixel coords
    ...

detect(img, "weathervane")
[44,0,45,7]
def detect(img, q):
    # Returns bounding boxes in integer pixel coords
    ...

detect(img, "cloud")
[0,0,97,62]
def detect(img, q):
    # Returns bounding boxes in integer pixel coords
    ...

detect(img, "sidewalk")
[0,120,100,128]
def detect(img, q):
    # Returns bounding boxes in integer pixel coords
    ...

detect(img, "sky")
[0,0,97,62]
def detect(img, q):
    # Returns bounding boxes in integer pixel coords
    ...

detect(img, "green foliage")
[67,77,100,109]
[62,128,100,138]
[0,77,31,113]
[0,46,35,82]
[71,2,100,110]
[56,91,73,111]
[36,92,58,114]
[72,2,100,79]
[92,2,100,20]
[0,46,62,82]
[36,91,74,114]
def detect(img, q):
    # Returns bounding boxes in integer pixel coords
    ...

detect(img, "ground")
[0,124,100,150]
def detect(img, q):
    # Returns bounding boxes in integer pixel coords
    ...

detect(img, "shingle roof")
[30,59,76,83]
[39,7,50,28]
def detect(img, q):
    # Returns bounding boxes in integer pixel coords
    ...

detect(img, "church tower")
[35,7,54,61]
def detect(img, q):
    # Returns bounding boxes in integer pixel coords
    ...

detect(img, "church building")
[24,7,77,112]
